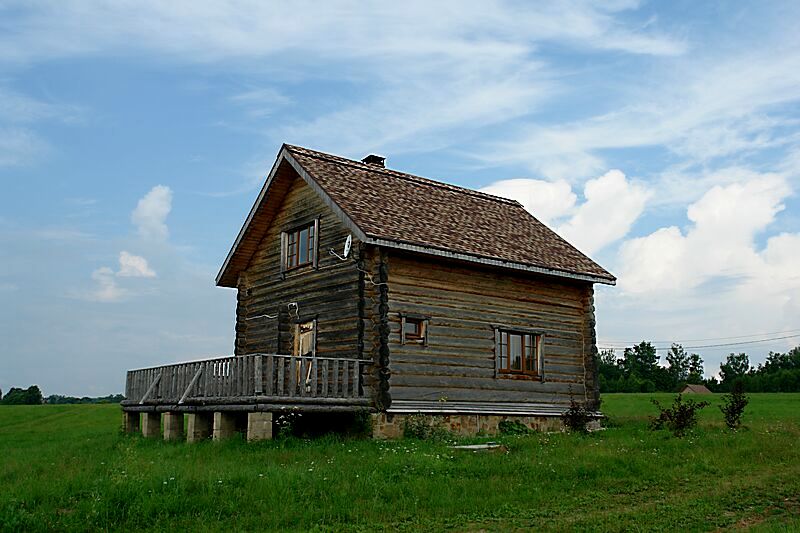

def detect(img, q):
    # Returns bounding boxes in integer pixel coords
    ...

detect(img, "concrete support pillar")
[247,412,273,442]
[163,412,184,441]
[213,411,237,441]
[187,413,213,443]
[142,412,161,438]
[122,411,140,434]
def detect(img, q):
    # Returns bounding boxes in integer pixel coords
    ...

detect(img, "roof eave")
[215,145,291,288]
[365,236,617,285]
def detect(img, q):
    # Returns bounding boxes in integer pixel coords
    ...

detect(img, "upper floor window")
[283,220,318,270]
[496,328,543,378]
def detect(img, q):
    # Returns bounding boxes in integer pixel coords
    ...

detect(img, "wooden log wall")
[235,173,364,362]
[386,252,597,406]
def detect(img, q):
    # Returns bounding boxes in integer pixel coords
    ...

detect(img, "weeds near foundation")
[498,420,531,436]
[402,414,453,441]
[275,410,302,439]
[562,391,592,433]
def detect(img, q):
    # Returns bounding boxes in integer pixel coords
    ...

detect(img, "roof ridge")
[284,144,523,207]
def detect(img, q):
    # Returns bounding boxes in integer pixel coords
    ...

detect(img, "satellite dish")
[343,234,352,258]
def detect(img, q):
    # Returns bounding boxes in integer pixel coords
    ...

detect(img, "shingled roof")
[216,144,615,287]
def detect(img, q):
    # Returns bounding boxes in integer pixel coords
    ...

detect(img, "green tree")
[622,341,659,380]
[719,353,750,386]
[687,353,705,384]
[666,344,690,384]
[0,385,43,405]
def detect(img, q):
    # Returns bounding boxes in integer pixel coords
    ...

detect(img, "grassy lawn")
[0,393,798,531]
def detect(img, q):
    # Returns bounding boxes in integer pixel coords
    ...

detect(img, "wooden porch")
[121,353,372,413]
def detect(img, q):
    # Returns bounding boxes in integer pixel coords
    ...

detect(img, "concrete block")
[163,412,184,441]
[187,413,213,443]
[213,411,237,441]
[142,412,161,438]
[122,411,140,434]
[247,412,273,441]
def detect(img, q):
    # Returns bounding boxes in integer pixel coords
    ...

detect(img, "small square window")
[401,315,428,345]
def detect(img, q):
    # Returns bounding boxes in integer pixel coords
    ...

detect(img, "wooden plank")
[277,357,285,396]
[299,358,308,397]
[265,355,274,395]
[179,365,204,404]
[321,359,328,397]
[331,359,339,397]
[311,358,318,397]
[139,371,162,405]
[254,355,263,394]
[353,360,360,397]
[288,356,296,397]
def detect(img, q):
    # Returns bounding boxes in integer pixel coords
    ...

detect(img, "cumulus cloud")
[79,252,156,302]
[480,178,576,226]
[618,174,791,293]
[557,170,650,256]
[131,185,172,241]
[117,251,156,278]
[481,169,649,255]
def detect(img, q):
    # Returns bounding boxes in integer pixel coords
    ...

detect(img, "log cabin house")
[121,144,615,440]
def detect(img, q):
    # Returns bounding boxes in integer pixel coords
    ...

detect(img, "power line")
[598,332,800,353]
[598,327,800,347]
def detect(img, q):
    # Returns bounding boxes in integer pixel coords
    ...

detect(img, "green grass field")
[1,393,798,532]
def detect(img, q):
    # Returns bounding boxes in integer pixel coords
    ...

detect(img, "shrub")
[650,394,709,437]
[562,395,592,433]
[274,410,302,439]
[719,380,749,430]
[498,419,531,436]
[402,414,452,441]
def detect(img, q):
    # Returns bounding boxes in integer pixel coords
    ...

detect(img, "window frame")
[281,218,319,273]
[493,325,544,380]
[400,313,429,346]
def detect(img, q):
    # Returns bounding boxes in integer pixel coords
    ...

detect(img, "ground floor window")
[495,328,543,378]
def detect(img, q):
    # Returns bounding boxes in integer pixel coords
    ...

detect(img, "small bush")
[562,393,592,433]
[402,414,452,441]
[274,411,302,439]
[650,394,709,437]
[498,419,531,436]
[719,381,749,430]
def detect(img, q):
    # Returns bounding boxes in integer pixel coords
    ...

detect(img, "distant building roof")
[216,144,616,287]
[681,384,712,394]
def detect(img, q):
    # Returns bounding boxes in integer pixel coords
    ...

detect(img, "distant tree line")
[598,343,800,393]
[0,385,124,405]
[45,394,126,404]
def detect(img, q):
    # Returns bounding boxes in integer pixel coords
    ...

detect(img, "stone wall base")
[371,413,570,439]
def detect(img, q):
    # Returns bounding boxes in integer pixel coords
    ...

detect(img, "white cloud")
[0,127,47,167]
[481,169,649,255]
[480,178,576,226]
[618,174,791,294]
[557,170,650,255]
[87,267,126,302]
[117,251,156,278]
[131,185,172,241]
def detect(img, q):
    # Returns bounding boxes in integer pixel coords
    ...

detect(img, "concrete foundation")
[213,411,237,441]
[142,412,161,438]
[371,413,567,439]
[187,413,213,443]
[247,412,273,441]
[122,411,140,434]
[163,412,185,441]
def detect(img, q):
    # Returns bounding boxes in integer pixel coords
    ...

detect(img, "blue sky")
[2,1,799,396]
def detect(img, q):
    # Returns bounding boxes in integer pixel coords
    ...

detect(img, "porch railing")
[123,354,369,406]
